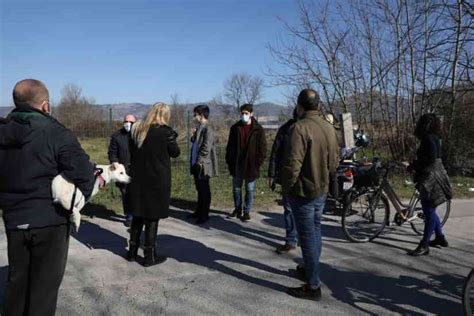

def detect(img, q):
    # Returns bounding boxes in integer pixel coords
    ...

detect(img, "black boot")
[429,235,449,248]
[142,220,167,267]
[407,241,430,256]
[126,217,143,262]
[143,246,167,267]
[127,241,139,262]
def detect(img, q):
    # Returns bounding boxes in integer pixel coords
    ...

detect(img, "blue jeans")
[282,195,298,246]
[232,176,256,214]
[289,194,327,289]
[421,198,444,245]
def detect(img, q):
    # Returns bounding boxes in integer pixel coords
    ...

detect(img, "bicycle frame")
[377,176,420,222]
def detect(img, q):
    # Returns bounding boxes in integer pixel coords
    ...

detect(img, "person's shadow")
[71,220,128,258]
[170,198,229,217]
[81,203,125,223]
[158,234,290,292]
[259,211,349,242]
[0,265,8,312]
[72,219,293,293]
[169,207,285,248]
[319,262,465,315]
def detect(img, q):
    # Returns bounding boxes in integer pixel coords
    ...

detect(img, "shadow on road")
[81,203,125,223]
[169,208,284,248]
[321,263,464,315]
[158,234,290,293]
[71,220,128,258]
[259,211,349,242]
[170,198,229,216]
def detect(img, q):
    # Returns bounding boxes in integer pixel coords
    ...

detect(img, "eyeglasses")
[124,121,135,123]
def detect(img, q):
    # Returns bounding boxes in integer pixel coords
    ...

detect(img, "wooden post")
[340,113,354,148]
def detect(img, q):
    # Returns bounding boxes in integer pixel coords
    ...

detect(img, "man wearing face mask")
[0,79,95,315]
[189,105,218,224]
[108,113,136,227]
[225,103,267,222]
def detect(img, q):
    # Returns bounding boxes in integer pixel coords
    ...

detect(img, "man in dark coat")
[268,109,298,254]
[189,105,219,224]
[225,103,267,222]
[108,113,136,227]
[0,79,95,315]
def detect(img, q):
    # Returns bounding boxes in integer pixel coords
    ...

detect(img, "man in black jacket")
[0,79,95,315]
[268,109,298,254]
[108,113,136,227]
[225,104,267,222]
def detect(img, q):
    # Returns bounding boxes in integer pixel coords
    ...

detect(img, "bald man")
[0,79,95,315]
[108,113,136,226]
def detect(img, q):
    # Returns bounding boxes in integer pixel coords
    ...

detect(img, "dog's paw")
[70,212,81,232]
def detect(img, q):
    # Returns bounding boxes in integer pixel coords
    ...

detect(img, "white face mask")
[123,122,132,132]
[241,114,251,124]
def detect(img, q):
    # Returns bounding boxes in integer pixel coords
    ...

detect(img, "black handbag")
[191,163,203,176]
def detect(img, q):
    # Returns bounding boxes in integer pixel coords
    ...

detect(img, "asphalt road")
[0,199,472,315]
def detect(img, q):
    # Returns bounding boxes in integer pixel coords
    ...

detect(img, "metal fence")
[46,107,278,198]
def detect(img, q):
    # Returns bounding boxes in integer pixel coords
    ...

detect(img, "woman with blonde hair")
[127,102,180,266]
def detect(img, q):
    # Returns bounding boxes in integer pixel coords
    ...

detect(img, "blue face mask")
[241,114,251,124]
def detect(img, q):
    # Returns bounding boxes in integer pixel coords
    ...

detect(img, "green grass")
[79,137,474,214]
[79,137,279,214]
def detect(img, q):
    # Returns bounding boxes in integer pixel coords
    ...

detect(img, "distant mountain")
[95,102,285,120]
[97,103,151,120]
[0,102,286,120]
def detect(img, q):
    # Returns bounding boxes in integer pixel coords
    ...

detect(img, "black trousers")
[4,224,70,316]
[194,174,211,220]
[129,217,159,247]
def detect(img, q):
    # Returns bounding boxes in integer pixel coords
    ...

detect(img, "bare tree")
[268,0,473,167]
[168,92,187,138]
[54,83,106,137]
[170,93,180,107]
[223,73,264,111]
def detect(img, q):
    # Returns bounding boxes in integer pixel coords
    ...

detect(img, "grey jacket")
[190,124,219,177]
[416,159,452,208]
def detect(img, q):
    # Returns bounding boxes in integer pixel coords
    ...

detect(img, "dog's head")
[107,163,131,184]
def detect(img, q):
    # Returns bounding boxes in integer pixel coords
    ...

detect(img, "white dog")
[52,163,131,232]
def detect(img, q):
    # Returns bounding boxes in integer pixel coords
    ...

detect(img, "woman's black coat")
[128,124,180,220]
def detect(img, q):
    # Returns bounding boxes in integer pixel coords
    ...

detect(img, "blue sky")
[0,0,299,106]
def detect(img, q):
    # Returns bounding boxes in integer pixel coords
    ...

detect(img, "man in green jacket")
[281,89,339,301]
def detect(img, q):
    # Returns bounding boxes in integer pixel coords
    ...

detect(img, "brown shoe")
[276,243,297,254]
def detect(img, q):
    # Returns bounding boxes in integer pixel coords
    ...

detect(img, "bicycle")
[463,269,474,315]
[341,162,451,243]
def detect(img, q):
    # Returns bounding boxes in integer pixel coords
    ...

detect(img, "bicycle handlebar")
[380,161,409,178]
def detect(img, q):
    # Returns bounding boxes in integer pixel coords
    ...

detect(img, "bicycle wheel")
[410,198,451,235]
[342,190,390,242]
[463,269,474,316]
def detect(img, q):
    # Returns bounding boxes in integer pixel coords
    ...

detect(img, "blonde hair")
[132,102,171,148]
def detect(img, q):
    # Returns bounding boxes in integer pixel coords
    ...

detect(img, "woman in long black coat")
[127,102,180,266]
